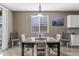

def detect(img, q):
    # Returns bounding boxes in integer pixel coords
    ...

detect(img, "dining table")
[21,37,60,56]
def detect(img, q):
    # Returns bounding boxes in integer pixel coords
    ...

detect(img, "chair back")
[62,32,70,40]
[56,34,61,41]
[21,34,26,42]
[10,32,19,39]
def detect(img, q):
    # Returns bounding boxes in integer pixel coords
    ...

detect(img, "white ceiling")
[0,3,79,11]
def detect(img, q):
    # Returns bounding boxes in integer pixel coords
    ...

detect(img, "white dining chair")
[21,34,34,56]
[56,34,61,41]
[21,34,26,42]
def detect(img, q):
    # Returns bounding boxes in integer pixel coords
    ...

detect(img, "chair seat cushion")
[11,39,19,42]
[24,45,34,47]
[60,39,69,42]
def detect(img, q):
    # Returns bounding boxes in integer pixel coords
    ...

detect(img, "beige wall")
[13,11,79,37]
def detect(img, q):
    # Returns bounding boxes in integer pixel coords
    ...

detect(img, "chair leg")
[32,48,34,56]
[12,42,14,47]
[60,41,61,47]
[48,48,50,56]
[67,42,68,48]
[18,41,21,46]
[34,45,36,56]
[46,45,48,56]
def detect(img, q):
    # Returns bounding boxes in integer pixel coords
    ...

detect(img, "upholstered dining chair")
[56,34,61,41]
[56,33,70,47]
[20,34,34,56]
[56,34,61,46]
[10,32,20,47]
[35,37,47,56]
[21,34,26,42]
[47,37,59,56]
[47,36,61,56]
[61,33,70,47]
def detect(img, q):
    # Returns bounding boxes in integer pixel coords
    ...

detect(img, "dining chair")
[10,32,20,47]
[35,37,47,56]
[21,34,34,56]
[47,37,60,56]
[56,33,70,48]
[21,34,26,42]
[56,34,61,41]
[61,33,70,47]
[56,34,61,47]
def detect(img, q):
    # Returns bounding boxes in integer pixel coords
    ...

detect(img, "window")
[31,15,49,33]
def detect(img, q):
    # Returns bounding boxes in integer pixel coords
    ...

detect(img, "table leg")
[32,48,34,56]
[21,43,24,56]
[48,48,50,56]
[34,45,36,56]
[57,43,60,56]
[46,45,48,56]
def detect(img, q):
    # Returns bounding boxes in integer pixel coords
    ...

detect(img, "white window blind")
[31,15,49,33]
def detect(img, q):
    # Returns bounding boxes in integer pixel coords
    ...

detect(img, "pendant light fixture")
[37,3,43,17]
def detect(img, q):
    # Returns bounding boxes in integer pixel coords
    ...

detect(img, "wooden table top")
[22,37,60,43]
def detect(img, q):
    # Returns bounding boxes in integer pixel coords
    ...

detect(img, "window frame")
[31,15,49,33]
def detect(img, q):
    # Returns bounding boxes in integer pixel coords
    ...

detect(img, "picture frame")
[52,17,64,26]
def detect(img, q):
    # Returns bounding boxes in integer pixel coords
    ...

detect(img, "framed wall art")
[52,17,64,26]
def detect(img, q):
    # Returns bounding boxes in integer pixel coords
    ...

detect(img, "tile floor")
[0,46,79,56]
[61,46,79,56]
